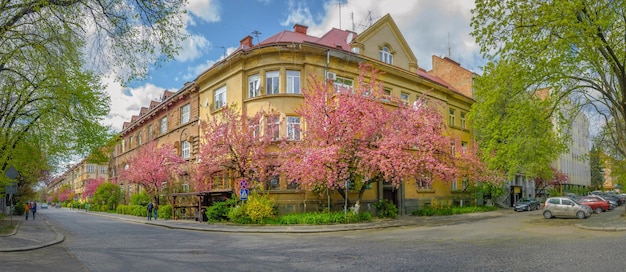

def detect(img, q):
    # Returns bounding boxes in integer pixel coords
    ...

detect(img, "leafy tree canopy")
[0,0,187,185]
[472,0,626,166]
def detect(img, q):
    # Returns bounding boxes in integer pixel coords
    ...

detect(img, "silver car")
[543,197,592,219]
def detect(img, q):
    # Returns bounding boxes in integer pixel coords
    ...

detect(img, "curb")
[0,219,65,252]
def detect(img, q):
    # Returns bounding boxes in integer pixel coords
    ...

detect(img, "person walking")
[147,202,153,220]
[31,202,37,220]
[153,202,159,221]
[23,202,30,220]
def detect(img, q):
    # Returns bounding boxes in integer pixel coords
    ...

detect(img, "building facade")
[47,159,109,202]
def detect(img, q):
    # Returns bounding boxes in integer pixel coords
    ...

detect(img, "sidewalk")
[2,208,626,252]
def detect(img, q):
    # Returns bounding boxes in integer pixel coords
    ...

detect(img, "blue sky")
[103,0,480,132]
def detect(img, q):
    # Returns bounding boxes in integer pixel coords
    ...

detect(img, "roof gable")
[352,14,418,72]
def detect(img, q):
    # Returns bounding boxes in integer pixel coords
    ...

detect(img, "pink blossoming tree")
[83,176,106,200]
[118,140,185,203]
[279,64,460,207]
[193,105,278,192]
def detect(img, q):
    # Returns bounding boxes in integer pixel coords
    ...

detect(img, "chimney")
[240,35,253,48]
[294,24,308,34]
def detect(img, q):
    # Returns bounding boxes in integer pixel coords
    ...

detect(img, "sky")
[103,0,482,132]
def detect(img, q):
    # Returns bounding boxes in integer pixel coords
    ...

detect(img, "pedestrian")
[147,202,153,220]
[23,202,30,220]
[31,202,37,220]
[153,202,158,221]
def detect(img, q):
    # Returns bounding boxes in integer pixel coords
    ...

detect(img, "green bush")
[373,199,398,218]
[206,201,231,222]
[13,203,25,215]
[227,193,276,224]
[412,205,498,216]
[157,204,172,219]
[130,192,151,206]
[277,211,372,225]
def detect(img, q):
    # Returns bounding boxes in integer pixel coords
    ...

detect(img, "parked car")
[576,196,610,214]
[514,198,541,211]
[41,203,48,209]
[543,197,592,219]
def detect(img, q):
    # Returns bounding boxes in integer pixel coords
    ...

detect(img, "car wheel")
[543,211,552,219]
[594,207,603,214]
[576,211,586,219]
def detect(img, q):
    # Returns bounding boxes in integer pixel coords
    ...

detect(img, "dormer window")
[380,46,393,65]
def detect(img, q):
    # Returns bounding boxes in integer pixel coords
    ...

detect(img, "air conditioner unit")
[327,72,336,81]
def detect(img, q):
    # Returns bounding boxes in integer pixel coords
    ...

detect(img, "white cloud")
[281,0,317,27]
[187,0,221,23]
[176,34,210,62]
[102,75,171,132]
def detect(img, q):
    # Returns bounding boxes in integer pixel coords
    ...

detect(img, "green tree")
[590,144,605,191]
[0,1,187,186]
[92,182,121,211]
[468,60,568,179]
[472,0,626,167]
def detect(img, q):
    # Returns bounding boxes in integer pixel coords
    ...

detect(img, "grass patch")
[412,206,499,216]
[0,219,17,235]
[273,211,373,225]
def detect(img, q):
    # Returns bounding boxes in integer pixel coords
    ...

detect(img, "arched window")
[379,46,393,64]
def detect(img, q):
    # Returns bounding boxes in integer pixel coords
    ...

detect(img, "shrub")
[277,211,372,225]
[130,192,151,206]
[157,204,172,219]
[227,193,276,224]
[412,205,498,216]
[206,201,231,222]
[373,199,398,218]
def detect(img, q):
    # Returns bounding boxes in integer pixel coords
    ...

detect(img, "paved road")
[2,208,626,271]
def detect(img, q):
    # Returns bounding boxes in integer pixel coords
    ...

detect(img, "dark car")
[514,198,541,211]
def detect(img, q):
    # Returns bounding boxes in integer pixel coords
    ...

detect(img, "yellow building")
[192,14,475,215]
[47,159,109,202]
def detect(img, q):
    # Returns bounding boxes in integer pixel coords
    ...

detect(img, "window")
[451,180,458,191]
[100,166,107,174]
[148,125,153,139]
[266,71,279,94]
[137,130,142,145]
[160,117,168,135]
[287,116,301,141]
[286,70,301,94]
[249,119,260,138]
[266,117,280,140]
[181,141,191,159]
[287,180,299,190]
[451,142,456,157]
[180,104,190,124]
[417,179,432,190]
[333,77,353,92]
[268,175,280,190]
[380,46,393,64]
[121,139,125,153]
[461,141,468,154]
[248,74,260,98]
[86,164,95,173]
[449,109,455,126]
[182,183,190,192]
[460,112,466,129]
[214,86,226,109]
[400,92,409,105]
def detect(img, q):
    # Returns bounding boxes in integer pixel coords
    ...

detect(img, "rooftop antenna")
[448,32,452,58]
[251,30,262,44]
[334,0,346,29]
[350,12,355,32]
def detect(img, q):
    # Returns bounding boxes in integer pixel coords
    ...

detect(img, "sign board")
[239,179,248,190]
[4,166,18,179]
[5,182,17,195]
[239,189,249,200]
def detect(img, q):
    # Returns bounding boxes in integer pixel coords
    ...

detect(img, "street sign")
[240,189,249,200]
[5,182,17,195]
[4,166,18,179]
[239,179,248,189]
